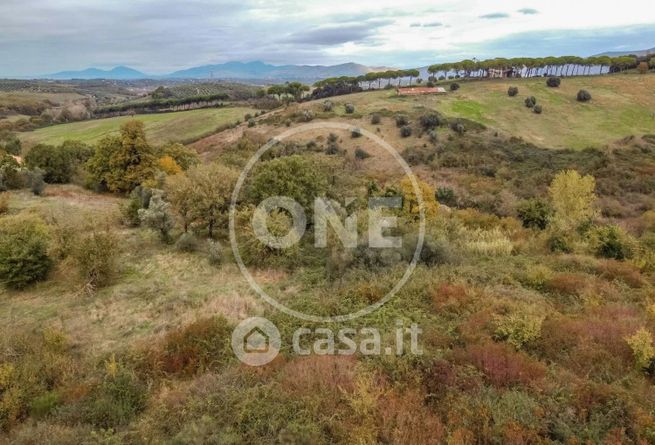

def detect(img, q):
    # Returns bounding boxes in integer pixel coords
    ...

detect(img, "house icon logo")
[244,326,269,353]
[231,317,280,366]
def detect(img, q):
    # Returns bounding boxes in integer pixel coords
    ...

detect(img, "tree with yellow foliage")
[158,156,182,175]
[548,169,597,232]
[399,176,438,219]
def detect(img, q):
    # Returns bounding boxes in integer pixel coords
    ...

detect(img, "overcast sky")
[0,0,654,76]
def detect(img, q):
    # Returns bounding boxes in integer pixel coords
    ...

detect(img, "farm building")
[396,87,447,96]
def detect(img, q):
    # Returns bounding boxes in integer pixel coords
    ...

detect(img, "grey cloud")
[479,12,511,19]
[283,20,392,46]
[517,8,539,15]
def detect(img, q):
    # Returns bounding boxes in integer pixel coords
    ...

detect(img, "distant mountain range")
[593,47,655,57]
[41,61,393,81]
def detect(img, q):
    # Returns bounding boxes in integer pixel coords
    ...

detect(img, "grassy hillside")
[18,106,255,147]
[317,73,655,149]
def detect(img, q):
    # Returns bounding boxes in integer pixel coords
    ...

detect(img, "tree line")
[427,55,641,79]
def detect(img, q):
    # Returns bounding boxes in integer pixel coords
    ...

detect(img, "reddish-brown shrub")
[146,316,232,377]
[455,342,546,387]
[432,283,470,312]
[378,389,446,444]
[545,273,589,296]
[538,307,641,379]
[422,359,482,399]
[597,259,644,288]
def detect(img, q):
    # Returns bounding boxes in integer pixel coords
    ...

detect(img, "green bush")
[28,169,45,196]
[370,113,381,124]
[547,234,573,253]
[322,100,333,112]
[395,114,409,127]
[516,198,553,230]
[592,225,634,260]
[419,112,446,130]
[508,86,519,97]
[354,148,370,159]
[247,118,256,128]
[400,125,412,138]
[546,77,561,87]
[436,187,457,207]
[0,214,52,289]
[247,155,328,215]
[0,152,24,190]
[351,127,362,138]
[577,89,592,102]
[73,229,118,288]
[428,130,438,144]
[450,82,460,91]
[344,103,355,114]
[450,122,465,135]
[23,141,93,183]
[533,105,543,114]
[79,370,147,428]
[525,96,537,108]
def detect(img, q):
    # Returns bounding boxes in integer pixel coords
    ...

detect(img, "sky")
[0,0,654,77]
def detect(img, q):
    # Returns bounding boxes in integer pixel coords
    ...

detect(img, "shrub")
[456,342,546,387]
[626,328,655,370]
[322,100,333,112]
[300,110,314,122]
[419,112,446,130]
[548,169,597,232]
[150,316,233,376]
[354,148,370,160]
[428,130,438,144]
[516,198,553,230]
[533,105,543,114]
[73,229,118,288]
[524,96,536,108]
[79,369,147,428]
[400,125,412,138]
[494,314,544,349]
[351,127,362,138]
[138,192,175,243]
[545,273,587,296]
[577,89,592,102]
[247,155,328,215]
[450,82,460,91]
[0,214,52,289]
[28,169,45,196]
[508,86,519,97]
[344,103,355,114]
[370,113,381,125]
[450,122,465,135]
[23,141,93,184]
[436,187,457,207]
[175,232,198,252]
[592,225,634,260]
[546,77,561,87]
[395,114,409,127]
[207,240,223,265]
[547,233,573,253]
[463,227,513,256]
[247,118,256,127]
[417,236,457,266]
